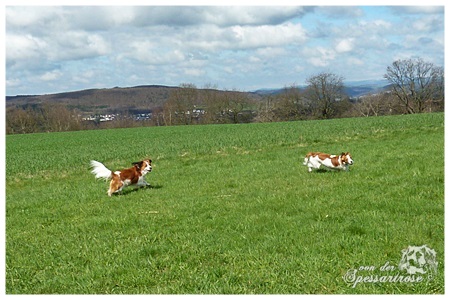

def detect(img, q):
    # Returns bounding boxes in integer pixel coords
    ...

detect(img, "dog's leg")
[307,160,318,173]
[306,159,313,173]
[136,176,150,187]
[108,177,123,197]
[116,185,124,194]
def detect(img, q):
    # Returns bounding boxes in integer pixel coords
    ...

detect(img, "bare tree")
[163,83,198,125]
[255,95,277,123]
[223,90,250,123]
[200,84,225,124]
[150,106,165,126]
[6,103,85,134]
[6,106,39,134]
[41,103,73,132]
[274,84,309,121]
[384,58,444,114]
[353,93,398,117]
[304,72,346,119]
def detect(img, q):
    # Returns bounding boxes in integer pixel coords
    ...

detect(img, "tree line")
[6,57,444,134]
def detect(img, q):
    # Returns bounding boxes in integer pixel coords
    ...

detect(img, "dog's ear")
[132,161,142,169]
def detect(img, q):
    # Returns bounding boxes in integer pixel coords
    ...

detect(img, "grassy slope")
[6,113,444,294]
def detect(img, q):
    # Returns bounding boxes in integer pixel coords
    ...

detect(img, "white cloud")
[130,6,306,27]
[73,71,94,84]
[184,68,205,77]
[348,19,392,38]
[256,47,287,59]
[224,67,234,74]
[347,57,364,66]
[4,5,445,95]
[72,7,137,30]
[49,31,110,61]
[228,22,307,49]
[5,78,21,89]
[315,6,364,18]
[39,70,63,81]
[6,15,111,73]
[389,6,444,15]
[6,6,306,32]
[5,34,47,67]
[183,22,307,52]
[6,6,64,30]
[335,38,354,53]
[304,47,336,67]
[206,6,307,26]
[412,15,444,32]
[130,40,186,65]
[248,56,261,63]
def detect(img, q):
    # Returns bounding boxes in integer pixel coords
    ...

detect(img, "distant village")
[82,112,153,122]
[81,108,207,123]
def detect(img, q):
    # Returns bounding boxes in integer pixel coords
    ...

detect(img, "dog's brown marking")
[330,155,340,167]
[307,152,334,162]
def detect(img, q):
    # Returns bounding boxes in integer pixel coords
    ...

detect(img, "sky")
[3,1,446,96]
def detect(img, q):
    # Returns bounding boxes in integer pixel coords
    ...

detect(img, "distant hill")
[252,79,390,98]
[6,80,390,116]
[6,85,266,117]
[6,85,180,114]
[344,79,391,97]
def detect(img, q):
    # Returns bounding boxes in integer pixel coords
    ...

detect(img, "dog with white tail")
[90,159,152,196]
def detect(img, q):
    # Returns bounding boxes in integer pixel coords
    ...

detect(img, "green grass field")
[6,113,444,294]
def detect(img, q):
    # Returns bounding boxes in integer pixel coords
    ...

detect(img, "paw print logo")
[398,245,438,280]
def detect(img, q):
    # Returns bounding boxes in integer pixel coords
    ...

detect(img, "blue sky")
[4,2,445,96]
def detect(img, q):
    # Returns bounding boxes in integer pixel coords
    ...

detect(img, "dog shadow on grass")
[119,184,163,195]
[311,169,349,173]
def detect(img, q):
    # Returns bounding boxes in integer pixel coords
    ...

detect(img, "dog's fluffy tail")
[90,160,113,180]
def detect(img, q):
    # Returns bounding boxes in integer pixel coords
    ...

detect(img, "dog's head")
[132,159,152,175]
[341,152,354,165]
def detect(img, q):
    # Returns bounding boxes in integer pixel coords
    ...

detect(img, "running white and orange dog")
[90,159,152,196]
[303,152,353,172]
